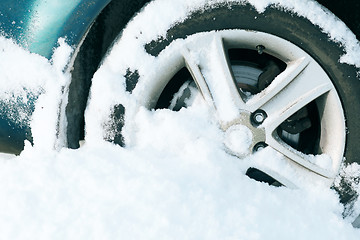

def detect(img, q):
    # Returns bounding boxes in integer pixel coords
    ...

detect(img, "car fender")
[0,0,111,58]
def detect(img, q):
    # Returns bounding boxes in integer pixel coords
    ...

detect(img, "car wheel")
[69,0,360,221]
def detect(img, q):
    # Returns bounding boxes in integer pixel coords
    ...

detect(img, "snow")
[224,124,253,156]
[0,0,360,239]
[1,142,358,239]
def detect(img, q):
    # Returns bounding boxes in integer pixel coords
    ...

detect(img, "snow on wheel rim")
[87,29,346,189]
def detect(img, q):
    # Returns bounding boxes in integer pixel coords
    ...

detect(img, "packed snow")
[0,0,360,239]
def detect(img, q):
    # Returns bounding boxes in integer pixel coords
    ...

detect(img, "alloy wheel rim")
[111,29,346,187]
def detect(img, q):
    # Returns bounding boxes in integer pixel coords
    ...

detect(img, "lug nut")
[253,142,268,153]
[254,113,265,123]
[251,109,267,126]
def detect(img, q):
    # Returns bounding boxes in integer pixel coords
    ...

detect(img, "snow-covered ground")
[1,0,360,238]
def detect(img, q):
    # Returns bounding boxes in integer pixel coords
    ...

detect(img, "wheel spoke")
[260,58,333,133]
[266,136,336,178]
[181,48,214,110]
[254,58,336,178]
[246,147,335,188]
[246,56,310,112]
[183,34,243,124]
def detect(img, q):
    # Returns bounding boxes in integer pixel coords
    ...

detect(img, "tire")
[69,0,360,222]
[65,0,151,149]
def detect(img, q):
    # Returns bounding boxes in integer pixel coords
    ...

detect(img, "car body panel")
[0,0,33,45]
[0,0,110,58]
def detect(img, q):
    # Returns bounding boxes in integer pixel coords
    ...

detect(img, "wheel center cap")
[224,124,253,156]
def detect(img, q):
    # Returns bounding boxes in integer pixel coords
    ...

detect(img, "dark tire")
[66,0,151,149]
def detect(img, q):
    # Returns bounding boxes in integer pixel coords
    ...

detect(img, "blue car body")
[0,0,110,58]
